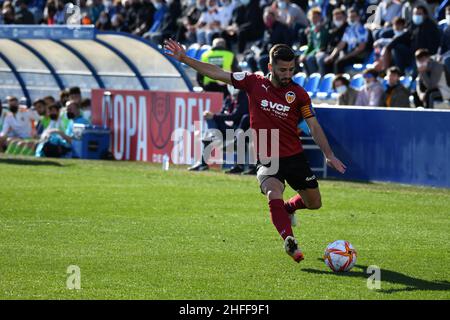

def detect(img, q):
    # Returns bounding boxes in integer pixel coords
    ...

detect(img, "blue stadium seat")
[400,75,412,88]
[316,73,335,99]
[292,72,307,87]
[196,44,212,60]
[350,74,364,90]
[186,43,201,59]
[304,73,321,97]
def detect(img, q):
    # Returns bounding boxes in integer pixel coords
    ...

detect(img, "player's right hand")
[163,38,186,62]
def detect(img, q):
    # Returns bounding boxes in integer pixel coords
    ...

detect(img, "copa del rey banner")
[91,89,223,164]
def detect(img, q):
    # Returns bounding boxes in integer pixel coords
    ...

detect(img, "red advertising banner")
[91,89,223,164]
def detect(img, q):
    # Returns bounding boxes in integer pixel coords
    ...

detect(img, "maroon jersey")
[231,71,314,158]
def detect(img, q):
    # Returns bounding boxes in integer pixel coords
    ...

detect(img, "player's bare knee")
[307,199,322,210]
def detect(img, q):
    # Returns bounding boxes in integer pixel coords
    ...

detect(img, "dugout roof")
[0,26,192,105]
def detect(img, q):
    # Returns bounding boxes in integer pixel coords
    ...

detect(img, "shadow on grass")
[302,261,450,294]
[0,158,65,167]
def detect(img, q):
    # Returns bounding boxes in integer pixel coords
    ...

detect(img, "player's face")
[270,60,295,87]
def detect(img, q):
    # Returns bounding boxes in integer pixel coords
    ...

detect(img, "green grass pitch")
[0,155,449,300]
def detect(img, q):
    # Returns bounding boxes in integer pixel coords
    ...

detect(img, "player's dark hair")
[415,48,431,60]
[269,44,296,64]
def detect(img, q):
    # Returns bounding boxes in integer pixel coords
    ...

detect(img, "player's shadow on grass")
[302,261,450,294]
[0,158,64,167]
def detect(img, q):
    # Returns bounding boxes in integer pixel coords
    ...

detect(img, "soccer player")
[164,39,347,263]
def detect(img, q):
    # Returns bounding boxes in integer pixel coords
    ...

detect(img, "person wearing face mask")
[414,49,450,108]
[368,0,402,40]
[384,6,440,73]
[324,8,370,74]
[355,69,386,107]
[299,7,327,75]
[177,0,206,44]
[401,0,434,25]
[332,74,358,106]
[0,96,40,153]
[38,100,91,157]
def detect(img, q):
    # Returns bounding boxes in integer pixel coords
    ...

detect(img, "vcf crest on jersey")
[285,91,296,104]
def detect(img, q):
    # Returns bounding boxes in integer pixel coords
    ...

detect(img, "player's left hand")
[203,111,214,120]
[326,155,347,174]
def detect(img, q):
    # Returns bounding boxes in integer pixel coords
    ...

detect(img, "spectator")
[317,7,348,75]
[323,7,370,74]
[43,0,56,25]
[54,0,66,25]
[194,0,222,45]
[188,84,249,172]
[0,96,40,154]
[222,0,264,53]
[373,16,407,72]
[401,0,433,25]
[32,98,48,135]
[1,4,15,24]
[414,49,450,108]
[131,0,156,36]
[145,0,182,45]
[36,100,91,158]
[384,5,440,73]
[89,0,106,24]
[142,0,167,38]
[368,0,402,40]
[197,37,240,95]
[15,0,35,24]
[332,74,358,106]
[177,0,206,44]
[355,68,385,106]
[111,13,130,32]
[384,66,411,108]
[272,0,308,32]
[250,8,292,74]
[95,10,112,30]
[299,7,327,75]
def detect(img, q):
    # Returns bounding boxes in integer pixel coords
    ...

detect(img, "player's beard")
[272,72,291,87]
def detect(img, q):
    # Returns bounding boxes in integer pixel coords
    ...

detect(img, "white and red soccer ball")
[324,240,357,272]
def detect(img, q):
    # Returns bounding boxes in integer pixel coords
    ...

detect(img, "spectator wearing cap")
[384,66,411,108]
[355,69,386,107]
[332,74,358,106]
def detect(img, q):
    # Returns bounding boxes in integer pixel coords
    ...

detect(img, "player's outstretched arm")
[305,117,347,174]
[163,38,233,85]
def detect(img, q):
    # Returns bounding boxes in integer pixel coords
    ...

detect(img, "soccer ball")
[323,240,357,272]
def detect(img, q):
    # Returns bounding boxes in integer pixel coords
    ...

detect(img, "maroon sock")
[284,194,306,214]
[269,199,293,240]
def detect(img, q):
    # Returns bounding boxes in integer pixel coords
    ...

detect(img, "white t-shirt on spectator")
[0,108,40,139]
[198,6,222,27]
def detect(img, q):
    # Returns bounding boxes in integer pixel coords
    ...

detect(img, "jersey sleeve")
[231,71,255,93]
